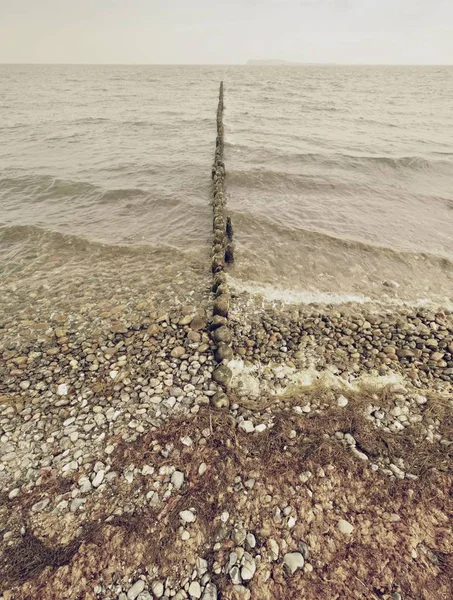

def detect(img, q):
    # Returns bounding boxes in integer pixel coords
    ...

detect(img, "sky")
[0,0,452,65]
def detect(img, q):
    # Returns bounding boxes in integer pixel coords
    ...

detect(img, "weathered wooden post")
[210,82,234,408]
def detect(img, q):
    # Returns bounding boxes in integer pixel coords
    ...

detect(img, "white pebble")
[351,448,368,461]
[283,552,304,575]
[127,580,145,600]
[92,470,105,488]
[239,420,255,433]
[171,470,185,490]
[57,383,68,396]
[151,581,164,598]
[337,395,348,407]
[188,581,202,598]
[338,519,354,535]
[180,509,196,523]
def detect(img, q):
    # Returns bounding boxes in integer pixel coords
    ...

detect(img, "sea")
[1,64,453,314]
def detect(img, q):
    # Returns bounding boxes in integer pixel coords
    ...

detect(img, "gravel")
[1,291,451,600]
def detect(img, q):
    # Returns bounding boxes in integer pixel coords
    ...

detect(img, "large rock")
[213,326,232,344]
[211,254,224,273]
[215,283,229,297]
[210,391,230,409]
[211,244,224,257]
[213,230,225,245]
[213,216,225,230]
[209,315,227,330]
[212,365,232,387]
[215,342,233,363]
[212,272,226,291]
[213,295,229,317]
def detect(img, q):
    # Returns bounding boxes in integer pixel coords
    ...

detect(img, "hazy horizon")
[1,62,453,66]
[1,0,452,66]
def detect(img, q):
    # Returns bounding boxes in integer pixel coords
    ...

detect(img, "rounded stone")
[213,295,229,317]
[209,315,228,330]
[127,580,145,600]
[215,283,229,297]
[212,365,233,387]
[210,391,230,409]
[337,395,348,407]
[151,581,164,598]
[190,316,206,331]
[215,342,233,363]
[241,554,256,581]
[180,509,196,523]
[212,272,226,292]
[92,470,105,488]
[211,254,224,273]
[213,230,225,245]
[171,346,185,359]
[188,581,202,599]
[213,326,232,344]
[213,216,225,230]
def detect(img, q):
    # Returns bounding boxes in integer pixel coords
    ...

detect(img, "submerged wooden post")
[210,82,234,407]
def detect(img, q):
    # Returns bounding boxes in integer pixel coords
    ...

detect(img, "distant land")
[247,59,301,65]
[246,59,332,66]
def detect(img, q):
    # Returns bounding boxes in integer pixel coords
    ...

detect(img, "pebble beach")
[1,65,453,600]
[1,274,452,599]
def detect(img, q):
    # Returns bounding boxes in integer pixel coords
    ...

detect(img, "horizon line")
[1,62,452,67]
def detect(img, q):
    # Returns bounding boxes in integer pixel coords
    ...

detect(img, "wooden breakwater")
[210,82,234,408]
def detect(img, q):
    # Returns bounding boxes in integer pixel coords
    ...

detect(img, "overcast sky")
[1,0,452,64]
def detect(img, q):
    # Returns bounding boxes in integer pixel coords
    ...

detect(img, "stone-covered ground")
[1,288,452,600]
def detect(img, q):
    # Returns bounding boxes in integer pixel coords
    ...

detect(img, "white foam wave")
[228,277,453,310]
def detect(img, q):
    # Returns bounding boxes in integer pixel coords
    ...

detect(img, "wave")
[0,174,149,204]
[0,224,191,259]
[227,207,453,270]
[227,168,354,193]
[226,144,452,173]
[228,277,453,311]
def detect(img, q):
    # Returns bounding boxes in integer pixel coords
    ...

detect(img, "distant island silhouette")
[246,59,331,65]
